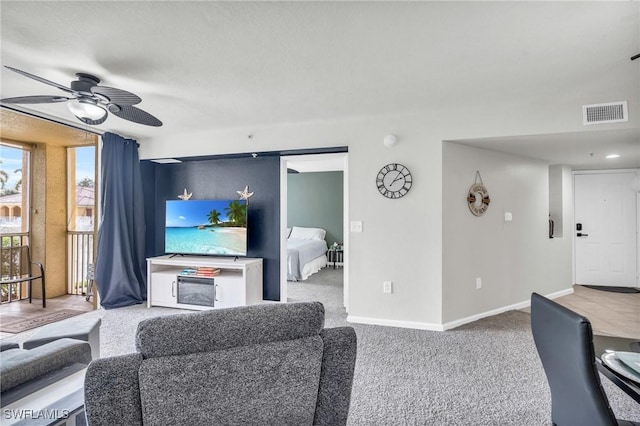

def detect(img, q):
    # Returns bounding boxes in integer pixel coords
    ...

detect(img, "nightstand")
[327,246,343,269]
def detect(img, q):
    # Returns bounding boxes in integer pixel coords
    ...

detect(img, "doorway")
[574,170,639,287]
[0,108,99,312]
[280,153,349,310]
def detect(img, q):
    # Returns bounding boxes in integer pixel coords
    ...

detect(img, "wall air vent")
[582,101,628,125]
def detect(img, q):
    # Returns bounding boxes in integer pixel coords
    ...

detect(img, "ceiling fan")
[0,66,162,127]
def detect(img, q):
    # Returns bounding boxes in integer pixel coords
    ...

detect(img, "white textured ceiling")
[1,1,638,168]
[451,128,640,170]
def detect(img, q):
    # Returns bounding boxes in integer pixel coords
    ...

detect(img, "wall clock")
[376,163,412,199]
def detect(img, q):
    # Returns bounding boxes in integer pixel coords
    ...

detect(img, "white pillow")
[289,226,326,241]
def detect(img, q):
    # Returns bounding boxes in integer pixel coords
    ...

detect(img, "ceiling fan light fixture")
[4,66,161,126]
[67,98,106,121]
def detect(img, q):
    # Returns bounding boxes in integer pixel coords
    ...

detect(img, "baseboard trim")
[346,315,444,332]
[347,287,575,332]
[441,287,574,331]
[541,287,575,300]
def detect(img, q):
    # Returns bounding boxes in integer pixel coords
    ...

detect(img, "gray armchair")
[84,302,357,426]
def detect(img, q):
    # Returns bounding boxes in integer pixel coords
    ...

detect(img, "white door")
[574,171,638,287]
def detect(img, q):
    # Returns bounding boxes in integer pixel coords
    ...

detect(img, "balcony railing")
[0,233,30,303]
[1,230,95,303]
[68,231,95,296]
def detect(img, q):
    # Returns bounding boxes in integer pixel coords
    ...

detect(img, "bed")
[287,226,328,281]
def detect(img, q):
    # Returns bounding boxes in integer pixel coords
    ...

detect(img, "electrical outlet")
[350,221,363,233]
[476,277,482,289]
[383,281,393,293]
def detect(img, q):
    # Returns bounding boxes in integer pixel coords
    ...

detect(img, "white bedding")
[287,233,328,281]
[298,253,327,281]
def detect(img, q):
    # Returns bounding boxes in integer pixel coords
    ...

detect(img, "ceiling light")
[605,154,620,159]
[67,98,107,121]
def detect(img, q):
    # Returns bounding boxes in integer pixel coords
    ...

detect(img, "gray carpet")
[4,267,639,425]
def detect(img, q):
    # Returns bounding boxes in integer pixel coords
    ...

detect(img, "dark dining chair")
[530,292,639,426]
[0,245,46,308]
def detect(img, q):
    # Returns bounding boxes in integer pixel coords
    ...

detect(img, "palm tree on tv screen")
[207,209,221,226]
[225,201,247,227]
[0,162,8,190]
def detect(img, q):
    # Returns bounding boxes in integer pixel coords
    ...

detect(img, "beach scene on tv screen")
[165,199,247,255]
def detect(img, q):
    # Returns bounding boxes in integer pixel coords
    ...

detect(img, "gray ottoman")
[23,318,101,359]
[1,338,92,394]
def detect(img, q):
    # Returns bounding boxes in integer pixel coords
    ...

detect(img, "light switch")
[350,221,363,232]
[504,212,513,222]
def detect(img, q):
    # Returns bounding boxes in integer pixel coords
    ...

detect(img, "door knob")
[577,233,589,237]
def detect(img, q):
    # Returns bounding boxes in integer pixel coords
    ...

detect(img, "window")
[67,145,96,295]
[0,143,30,237]
[0,143,30,302]
[67,146,95,231]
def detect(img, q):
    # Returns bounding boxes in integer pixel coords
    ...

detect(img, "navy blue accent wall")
[141,156,281,301]
[140,161,159,260]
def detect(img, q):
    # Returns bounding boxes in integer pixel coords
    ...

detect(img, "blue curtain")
[95,132,147,309]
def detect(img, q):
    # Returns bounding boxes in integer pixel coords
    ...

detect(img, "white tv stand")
[146,255,263,310]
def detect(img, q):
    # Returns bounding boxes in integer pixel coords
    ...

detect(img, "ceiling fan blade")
[108,104,162,127]
[91,86,141,105]
[0,95,71,104]
[4,66,75,94]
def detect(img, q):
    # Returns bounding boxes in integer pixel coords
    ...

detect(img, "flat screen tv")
[165,199,248,256]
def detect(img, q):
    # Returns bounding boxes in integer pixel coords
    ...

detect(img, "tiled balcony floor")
[0,295,94,338]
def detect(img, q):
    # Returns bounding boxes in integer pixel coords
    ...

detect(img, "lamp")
[67,98,107,121]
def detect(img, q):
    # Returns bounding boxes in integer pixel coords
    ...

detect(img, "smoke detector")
[582,101,628,125]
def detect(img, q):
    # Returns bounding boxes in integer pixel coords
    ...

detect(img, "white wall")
[549,165,574,239]
[549,165,563,237]
[560,166,573,242]
[138,93,628,329]
[141,112,447,327]
[442,143,573,326]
